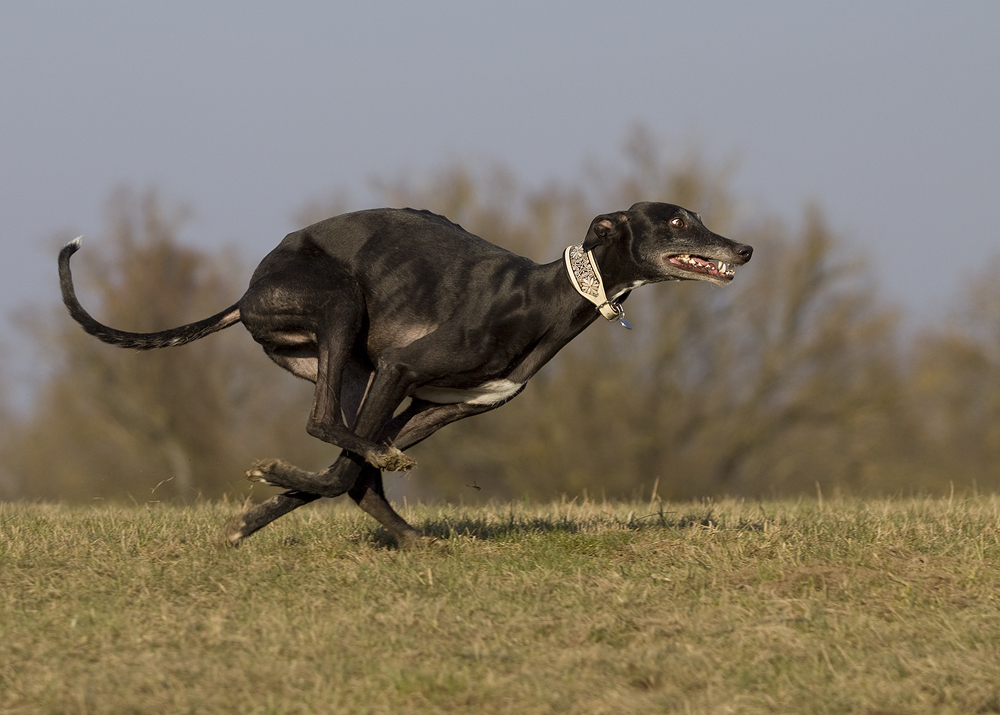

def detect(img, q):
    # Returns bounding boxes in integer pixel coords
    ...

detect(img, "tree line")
[2,130,998,502]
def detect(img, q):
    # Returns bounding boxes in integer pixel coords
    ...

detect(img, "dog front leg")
[248,358,417,493]
[230,361,422,544]
[228,467,434,549]
[245,454,360,497]
[308,348,418,471]
[302,324,415,470]
[224,490,320,546]
[227,454,365,547]
[243,351,419,504]
[230,399,498,546]
[247,398,490,496]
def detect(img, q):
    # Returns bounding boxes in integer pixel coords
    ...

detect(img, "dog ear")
[582,212,629,251]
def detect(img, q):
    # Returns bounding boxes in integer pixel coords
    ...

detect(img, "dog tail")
[59,237,242,350]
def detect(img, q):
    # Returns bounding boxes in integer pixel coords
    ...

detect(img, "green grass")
[1,497,999,714]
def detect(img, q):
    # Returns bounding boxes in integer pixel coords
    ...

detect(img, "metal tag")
[613,304,633,330]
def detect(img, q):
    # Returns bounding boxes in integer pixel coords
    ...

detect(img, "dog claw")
[246,470,272,486]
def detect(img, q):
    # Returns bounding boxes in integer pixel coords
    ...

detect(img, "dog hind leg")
[348,467,434,549]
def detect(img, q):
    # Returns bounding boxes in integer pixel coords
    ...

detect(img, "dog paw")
[223,517,246,547]
[367,446,416,472]
[246,458,288,485]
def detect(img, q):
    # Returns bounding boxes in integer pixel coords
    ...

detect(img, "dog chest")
[413,379,523,406]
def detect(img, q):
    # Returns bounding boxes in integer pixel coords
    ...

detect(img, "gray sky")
[2,1,998,361]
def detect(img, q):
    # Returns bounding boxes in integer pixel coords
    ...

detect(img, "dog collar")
[563,244,632,329]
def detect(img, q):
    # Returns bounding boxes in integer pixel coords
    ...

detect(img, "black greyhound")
[59,202,752,547]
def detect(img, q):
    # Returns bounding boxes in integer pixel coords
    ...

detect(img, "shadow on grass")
[354,503,768,549]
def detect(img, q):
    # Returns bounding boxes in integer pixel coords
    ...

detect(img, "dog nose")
[735,244,753,262]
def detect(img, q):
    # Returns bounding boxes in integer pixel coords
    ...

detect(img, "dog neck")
[563,244,633,329]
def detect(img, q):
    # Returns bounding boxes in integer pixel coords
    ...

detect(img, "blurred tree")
[911,258,1000,493]
[1,189,326,502]
[3,129,995,503]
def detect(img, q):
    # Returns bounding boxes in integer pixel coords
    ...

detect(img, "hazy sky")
[2,1,998,360]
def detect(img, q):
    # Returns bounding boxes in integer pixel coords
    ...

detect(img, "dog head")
[583,202,753,287]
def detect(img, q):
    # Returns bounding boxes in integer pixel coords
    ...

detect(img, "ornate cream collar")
[563,244,632,329]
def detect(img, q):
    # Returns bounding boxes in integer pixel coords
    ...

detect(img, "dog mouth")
[667,254,736,281]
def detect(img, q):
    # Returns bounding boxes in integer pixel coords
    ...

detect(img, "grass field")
[1,497,999,714]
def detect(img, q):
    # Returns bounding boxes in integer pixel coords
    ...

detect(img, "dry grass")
[1,497,999,714]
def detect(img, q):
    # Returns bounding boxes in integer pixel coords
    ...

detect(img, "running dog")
[59,202,752,547]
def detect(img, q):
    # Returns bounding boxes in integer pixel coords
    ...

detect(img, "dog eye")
[670,217,685,228]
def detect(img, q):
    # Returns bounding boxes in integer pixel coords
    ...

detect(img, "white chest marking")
[413,379,524,406]
[610,279,649,302]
